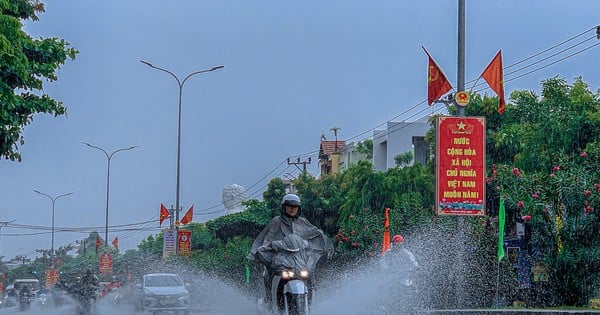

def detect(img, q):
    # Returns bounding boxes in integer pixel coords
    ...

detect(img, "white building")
[372,116,431,171]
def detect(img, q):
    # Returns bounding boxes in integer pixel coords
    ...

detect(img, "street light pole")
[83,142,138,249]
[33,191,73,263]
[140,60,223,227]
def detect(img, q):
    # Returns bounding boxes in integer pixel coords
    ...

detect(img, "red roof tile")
[319,140,345,157]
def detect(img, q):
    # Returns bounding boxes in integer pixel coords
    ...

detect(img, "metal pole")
[454,0,467,308]
[83,143,137,250]
[456,0,466,117]
[140,60,224,232]
[34,191,73,264]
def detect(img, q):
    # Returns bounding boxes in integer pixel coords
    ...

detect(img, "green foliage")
[189,236,253,284]
[356,139,373,159]
[394,150,413,167]
[0,0,78,161]
[262,178,286,217]
[485,77,600,306]
[206,211,269,241]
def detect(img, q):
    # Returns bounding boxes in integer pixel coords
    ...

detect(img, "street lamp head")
[140,60,153,67]
[211,65,224,71]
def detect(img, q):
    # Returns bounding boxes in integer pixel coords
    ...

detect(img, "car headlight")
[178,295,190,304]
[299,270,309,278]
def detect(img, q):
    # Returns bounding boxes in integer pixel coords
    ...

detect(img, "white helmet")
[281,194,301,217]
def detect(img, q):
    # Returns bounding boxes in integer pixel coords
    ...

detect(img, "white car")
[135,273,190,315]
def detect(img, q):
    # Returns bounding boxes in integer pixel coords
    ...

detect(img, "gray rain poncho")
[249,213,333,272]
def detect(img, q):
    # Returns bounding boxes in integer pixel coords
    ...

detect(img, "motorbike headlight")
[281,270,295,279]
[299,270,309,278]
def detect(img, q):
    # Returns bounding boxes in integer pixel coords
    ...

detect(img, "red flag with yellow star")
[160,203,170,227]
[180,205,193,225]
[112,237,119,251]
[480,50,506,114]
[423,46,452,105]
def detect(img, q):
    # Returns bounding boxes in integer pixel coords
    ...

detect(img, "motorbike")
[68,283,97,315]
[34,292,53,309]
[261,234,324,315]
[18,290,35,311]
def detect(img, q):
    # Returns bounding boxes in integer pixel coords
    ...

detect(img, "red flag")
[112,237,119,251]
[180,205,193,225]
[95,235,101,254]
[381,208,391,255]
[423,46,452,105]
[160,203,170,227]
[480,50,506,114]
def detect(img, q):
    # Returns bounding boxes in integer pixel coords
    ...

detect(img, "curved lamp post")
[33,190,73,263]
[83,142,137,249]
[140,60,223,225]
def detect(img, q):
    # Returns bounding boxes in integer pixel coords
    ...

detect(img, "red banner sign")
[436,116,486,216]
[177,229,191,257]
[99,253,113,274]
[45,269,59,287]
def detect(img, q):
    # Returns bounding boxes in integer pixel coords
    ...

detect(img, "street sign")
[99,253,113,274]
[45,269,59,287]
[435,116,486,216]
[177,230,191,257]
[163,229,177,258]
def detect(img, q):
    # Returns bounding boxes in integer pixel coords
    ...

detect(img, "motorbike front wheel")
[284,293,309,315]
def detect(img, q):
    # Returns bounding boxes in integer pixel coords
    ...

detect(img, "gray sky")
[1,1,599,260]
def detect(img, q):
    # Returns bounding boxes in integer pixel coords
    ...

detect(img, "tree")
[0,0,78,161]
[394,150,413,167]
[356,139,373,159]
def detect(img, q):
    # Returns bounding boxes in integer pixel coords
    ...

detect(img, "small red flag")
[480,50,506,114]
[180,205,193,225]
[423,46,452,105]
[112,237,119,251]
[381,208,391,256]
[95,235,101,253]
[160,203,170,227]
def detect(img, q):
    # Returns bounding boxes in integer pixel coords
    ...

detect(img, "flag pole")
[496,259,500,308]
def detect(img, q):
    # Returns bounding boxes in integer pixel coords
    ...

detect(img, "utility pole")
[455,0,467,308]
[287,157,311,173]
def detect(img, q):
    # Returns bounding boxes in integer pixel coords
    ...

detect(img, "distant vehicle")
[2,285,18,308]
[134,273,190,315]
[13,279,41,295]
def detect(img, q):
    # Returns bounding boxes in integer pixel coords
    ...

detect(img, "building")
[318,140,345,175]
[372,116,431,171]
[338,141,369,172]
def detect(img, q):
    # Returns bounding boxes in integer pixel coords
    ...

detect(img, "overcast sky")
[1,1,599,260]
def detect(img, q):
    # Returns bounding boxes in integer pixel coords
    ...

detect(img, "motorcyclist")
[381,234,419,270]
[17,284,32,310]
[82,269,99,302]
[52,280,68,307]
[249,193,333,306]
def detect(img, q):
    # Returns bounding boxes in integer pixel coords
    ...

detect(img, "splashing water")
[1,225,496,315]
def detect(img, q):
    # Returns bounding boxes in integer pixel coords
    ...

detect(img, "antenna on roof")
[330,126,341,151]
